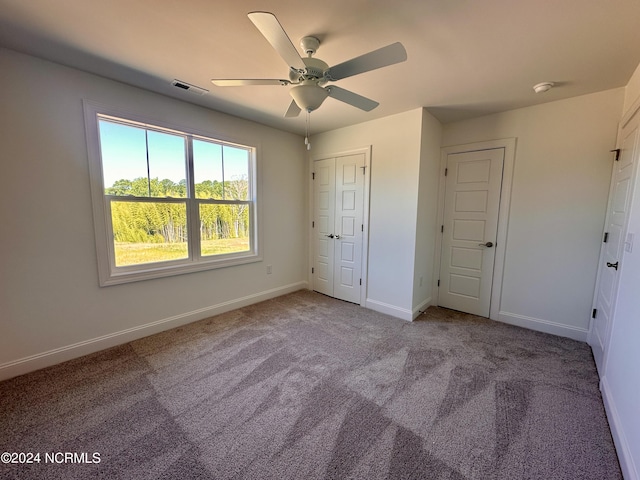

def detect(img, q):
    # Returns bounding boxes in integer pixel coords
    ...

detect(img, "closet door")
[313,154,365,304]
[313,158,336,297]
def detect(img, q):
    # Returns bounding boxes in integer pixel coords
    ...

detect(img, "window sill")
[100,252,262,286]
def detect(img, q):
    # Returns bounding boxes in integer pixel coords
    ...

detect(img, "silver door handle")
[478,242,494,248]
[335,234,341,239]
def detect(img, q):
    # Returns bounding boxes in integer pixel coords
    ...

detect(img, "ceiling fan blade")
[325,42,407,81]
[211,79,289,86]
[326,86,379,111]
[248,12,306,71]
[284,100,302,118]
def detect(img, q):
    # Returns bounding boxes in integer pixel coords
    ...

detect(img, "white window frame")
[83,100,261,286]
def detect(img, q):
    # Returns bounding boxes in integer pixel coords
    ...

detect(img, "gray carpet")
[0,290,621,479]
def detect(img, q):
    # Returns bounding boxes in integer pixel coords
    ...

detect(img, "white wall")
[442,89,624,340]
[412,110,443,313]
[623,61,640,115]
[312,108,434,319]
[599,63,640,480]
[0,48,307,380]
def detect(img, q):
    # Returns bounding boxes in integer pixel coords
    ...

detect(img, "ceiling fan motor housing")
[289,57,329,84]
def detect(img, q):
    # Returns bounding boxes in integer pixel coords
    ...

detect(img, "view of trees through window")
[98,117,252,267]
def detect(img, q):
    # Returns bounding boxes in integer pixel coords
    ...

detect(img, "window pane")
[111,200,188,266]
[193,139,223,199]
[147,130,187,198]
[199,203,250,257]
[223,145,250,200]
[98,119,187,198]
[99,120,148,195]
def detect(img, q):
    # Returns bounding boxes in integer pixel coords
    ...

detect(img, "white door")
[591,118,640,373]
[313,158,336,297]
[313,154,365,304]
[439,148,505,317]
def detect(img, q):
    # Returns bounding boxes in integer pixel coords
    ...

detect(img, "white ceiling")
[1,0,640,135]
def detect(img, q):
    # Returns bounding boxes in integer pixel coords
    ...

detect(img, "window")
[84,102,259,285]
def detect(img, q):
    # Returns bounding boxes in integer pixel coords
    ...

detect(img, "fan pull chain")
[305,110,311,150]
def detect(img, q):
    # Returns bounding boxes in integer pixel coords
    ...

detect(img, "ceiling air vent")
[171,79,208,96]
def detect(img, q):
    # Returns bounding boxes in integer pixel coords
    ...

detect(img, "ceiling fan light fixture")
[290,83,328,112]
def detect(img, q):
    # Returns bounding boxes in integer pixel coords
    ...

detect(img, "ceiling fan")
[211,11,408,118]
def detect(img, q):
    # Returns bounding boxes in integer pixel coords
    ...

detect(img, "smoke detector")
[533,82,554,94]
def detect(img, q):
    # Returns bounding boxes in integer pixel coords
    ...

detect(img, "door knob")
[335,234,341,239]
[606,261,619,270]
[478,242,494,248]
[325,234,334,238]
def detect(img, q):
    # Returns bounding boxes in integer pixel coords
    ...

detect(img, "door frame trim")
[308,146,371,306]
[432,138,517,319]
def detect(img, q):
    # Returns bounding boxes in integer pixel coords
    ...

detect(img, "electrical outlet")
[267,265,272,274]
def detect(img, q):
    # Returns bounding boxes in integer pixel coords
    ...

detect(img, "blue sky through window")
[98,119,249,188]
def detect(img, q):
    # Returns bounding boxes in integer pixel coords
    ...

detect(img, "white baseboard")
[365,298,413,322]
[497,311,589,342]
[601,376,639,480]
[412,297,432,320]
[0,281,308,382]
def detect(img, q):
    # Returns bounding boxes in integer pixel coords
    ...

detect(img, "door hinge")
[361,224,364,232]
[603,232,608,243]
[441,225,444,233]
[312,172,315,179]
[444,168,448,176]
[611,149,621,161]
[359,278,362,285]
[361,166,366,175]
[312,267,314,274]
[592,308,597,319]
[437,279,440,287]
[312,221,315,228]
